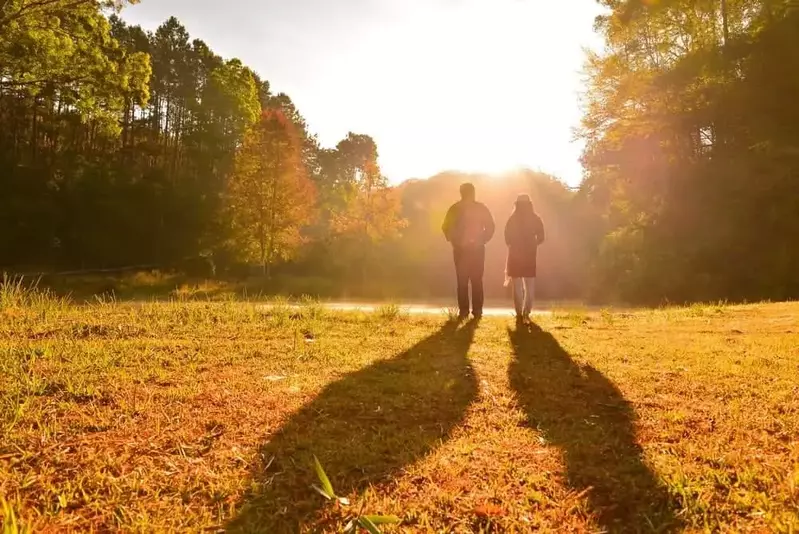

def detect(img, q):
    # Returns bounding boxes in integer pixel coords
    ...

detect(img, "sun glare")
[303,0,602,185]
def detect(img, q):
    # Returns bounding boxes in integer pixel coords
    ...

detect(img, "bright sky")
[123,0,604,186]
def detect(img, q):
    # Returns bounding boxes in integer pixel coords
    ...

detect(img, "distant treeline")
[2,1,797,304]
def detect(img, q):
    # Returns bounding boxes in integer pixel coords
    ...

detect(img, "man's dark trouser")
[453,245,485,316]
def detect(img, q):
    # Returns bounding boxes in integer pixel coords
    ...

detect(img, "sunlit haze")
[123,0,604,186]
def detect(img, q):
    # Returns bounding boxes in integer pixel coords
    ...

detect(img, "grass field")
[1,283,798,533]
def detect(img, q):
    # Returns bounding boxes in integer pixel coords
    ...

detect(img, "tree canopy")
[580,0,799,303]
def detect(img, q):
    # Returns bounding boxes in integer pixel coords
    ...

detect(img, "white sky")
[123,0,605,186]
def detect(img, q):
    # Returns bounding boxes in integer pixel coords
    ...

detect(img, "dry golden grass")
[1,284,797,532]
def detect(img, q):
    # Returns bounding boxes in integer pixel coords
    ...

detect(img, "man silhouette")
[442,183,495,319]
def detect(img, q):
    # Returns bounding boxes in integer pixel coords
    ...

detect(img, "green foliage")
[312,457,401,533]
[312,455,340,502]
[581,0,799,304]
[0,0,148,132]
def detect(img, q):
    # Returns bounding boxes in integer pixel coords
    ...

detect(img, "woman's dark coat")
[504,204,545,278]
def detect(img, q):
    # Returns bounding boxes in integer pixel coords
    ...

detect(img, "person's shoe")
[472,311,483,320]
[457,312,470,321]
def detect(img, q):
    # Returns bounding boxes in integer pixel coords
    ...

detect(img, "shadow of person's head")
[229,319,479,533]
[509,322,680,532]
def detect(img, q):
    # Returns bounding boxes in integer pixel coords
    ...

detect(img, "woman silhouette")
[504,194,545,320]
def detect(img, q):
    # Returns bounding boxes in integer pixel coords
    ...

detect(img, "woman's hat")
[515,194,532,205]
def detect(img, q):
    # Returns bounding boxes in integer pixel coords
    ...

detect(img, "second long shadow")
[229,319,478,533]
[509,323,680,533]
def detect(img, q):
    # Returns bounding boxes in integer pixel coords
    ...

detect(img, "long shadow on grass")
[228,319,478,533]
[509,322,680,533]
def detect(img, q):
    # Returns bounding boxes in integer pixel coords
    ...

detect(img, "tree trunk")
[122,96,130,149]
[30,95,38,162]
[54,91,62,155]
[259,219,266,277]
[265,144,281,280]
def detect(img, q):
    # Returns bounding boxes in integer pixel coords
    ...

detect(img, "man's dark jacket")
[442,200,495,248]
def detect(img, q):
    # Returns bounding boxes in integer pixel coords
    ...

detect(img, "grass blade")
[311,484,333,501]
[357,516,383,534]
[312,455,336,499]
[361,515,400,525]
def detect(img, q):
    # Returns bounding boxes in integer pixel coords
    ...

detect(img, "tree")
[0,1,137,28]
[331,159,404,242]
[580,0,799,303]
[0,1,150,268]
[224,109,316,277]
[0,0,149,131]
[0,10,267,269]
[323,134,405,286]
[330,136,403,240]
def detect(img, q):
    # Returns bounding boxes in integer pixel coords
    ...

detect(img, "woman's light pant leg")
[512,277,536,315]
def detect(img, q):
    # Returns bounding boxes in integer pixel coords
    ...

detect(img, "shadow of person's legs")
[508,322,679,532]
[229,319,479,533]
